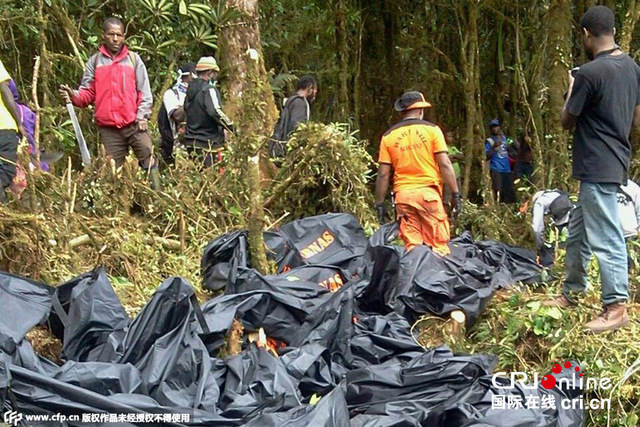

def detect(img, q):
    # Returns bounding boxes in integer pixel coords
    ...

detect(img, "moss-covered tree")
[219,0,277,275]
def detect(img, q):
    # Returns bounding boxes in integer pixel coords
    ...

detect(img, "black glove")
[375,202,387,224]
[451,192,462,219]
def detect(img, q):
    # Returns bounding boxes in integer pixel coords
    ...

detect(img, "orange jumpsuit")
[378,118,451,255]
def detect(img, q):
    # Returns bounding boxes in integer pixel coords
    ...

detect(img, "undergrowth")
[3,127,638,426]
[419,217,640,427]
[0,123,375,313]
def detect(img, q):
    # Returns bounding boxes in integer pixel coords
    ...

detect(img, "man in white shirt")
[531,190,574,267]
[158,62,195,165]
[617,180,640,240]
[532,182,640,269]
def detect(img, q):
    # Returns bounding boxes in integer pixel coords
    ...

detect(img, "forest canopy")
[3,0,640,201]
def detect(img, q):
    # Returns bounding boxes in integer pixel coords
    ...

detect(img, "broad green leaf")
[533,323,545,336]
[544,307,563,320]
[526,301,541,311]
[179,0,187,15]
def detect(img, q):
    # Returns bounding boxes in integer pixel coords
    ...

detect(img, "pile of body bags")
[0,213,582,426]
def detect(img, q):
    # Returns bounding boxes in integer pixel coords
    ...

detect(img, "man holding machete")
[59,17,160,190]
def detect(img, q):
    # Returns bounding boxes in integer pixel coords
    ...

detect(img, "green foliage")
[417,253,640,427]
[455,200,534,247]
[267,122,376,228]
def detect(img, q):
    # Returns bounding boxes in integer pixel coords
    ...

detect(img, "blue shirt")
[485,135,511,172]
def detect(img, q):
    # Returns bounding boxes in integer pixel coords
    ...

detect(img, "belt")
[185,139,226,152]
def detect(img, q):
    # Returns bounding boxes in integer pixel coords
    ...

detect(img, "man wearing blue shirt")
[484,119,515,203]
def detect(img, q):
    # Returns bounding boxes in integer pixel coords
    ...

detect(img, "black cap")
[394,91,432,112]
[178,62,196,75]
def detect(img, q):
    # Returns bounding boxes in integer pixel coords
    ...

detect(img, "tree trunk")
[620,0,640,52]
[36,0,50,108]
[219,0,276,275]
[544,0,572,187]
[220,0,277,132]
[460,1,487,203]
[514,9,546,189]
[246,155,270,274]
[334,0,350,121]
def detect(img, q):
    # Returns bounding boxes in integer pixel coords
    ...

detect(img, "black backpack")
[157,88,180,164]
[157,103,174,144]
[548,191,573,222]
[269,95,304,159]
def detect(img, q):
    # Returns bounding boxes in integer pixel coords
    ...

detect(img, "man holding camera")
[543,6,640,333]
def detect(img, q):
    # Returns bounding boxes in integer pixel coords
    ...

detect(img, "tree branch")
[31,56,41,169]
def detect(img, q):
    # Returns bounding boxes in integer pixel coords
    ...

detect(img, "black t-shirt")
[567,51,640,184]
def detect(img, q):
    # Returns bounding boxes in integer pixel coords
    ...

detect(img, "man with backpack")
[59,17,159,189]
[183,56,234,169]
[269,75,317,160]
[158,62,196,166]
[531,190,574,267]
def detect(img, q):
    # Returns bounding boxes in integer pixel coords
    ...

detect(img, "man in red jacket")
[59,17,159,189]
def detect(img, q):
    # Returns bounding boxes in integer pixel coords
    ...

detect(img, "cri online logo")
[541,361,581,389]
[492,360,612,391]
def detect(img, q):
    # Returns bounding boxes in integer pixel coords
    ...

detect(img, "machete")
[66,102,91,167]
[30,151,64,165]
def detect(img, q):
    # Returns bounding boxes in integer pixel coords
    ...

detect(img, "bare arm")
[633,104,640,131]
[375,163,392,204]
[171,107,186,123]
[65,54,97,108]
[631,105,640,147]
[436,152,459,194]
[561,98,577,129]
[561,72,578,130]
[485,140,498,161]
[0,81,25,136]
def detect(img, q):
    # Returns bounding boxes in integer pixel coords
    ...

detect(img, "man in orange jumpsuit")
[374,91,461,255]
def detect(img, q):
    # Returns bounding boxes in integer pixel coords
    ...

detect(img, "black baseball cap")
[178,62,196,76]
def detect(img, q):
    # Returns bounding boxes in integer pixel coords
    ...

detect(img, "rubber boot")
[149,168,161,191]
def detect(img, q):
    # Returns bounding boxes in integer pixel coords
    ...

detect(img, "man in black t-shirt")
[543,6,640,333]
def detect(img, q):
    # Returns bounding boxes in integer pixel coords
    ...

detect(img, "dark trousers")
[516,162,533,181]
[490,170,516,203]
[160,135,175,166]
[0,130,18,190]
[98,124,156,169]
[185,139,224,169]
